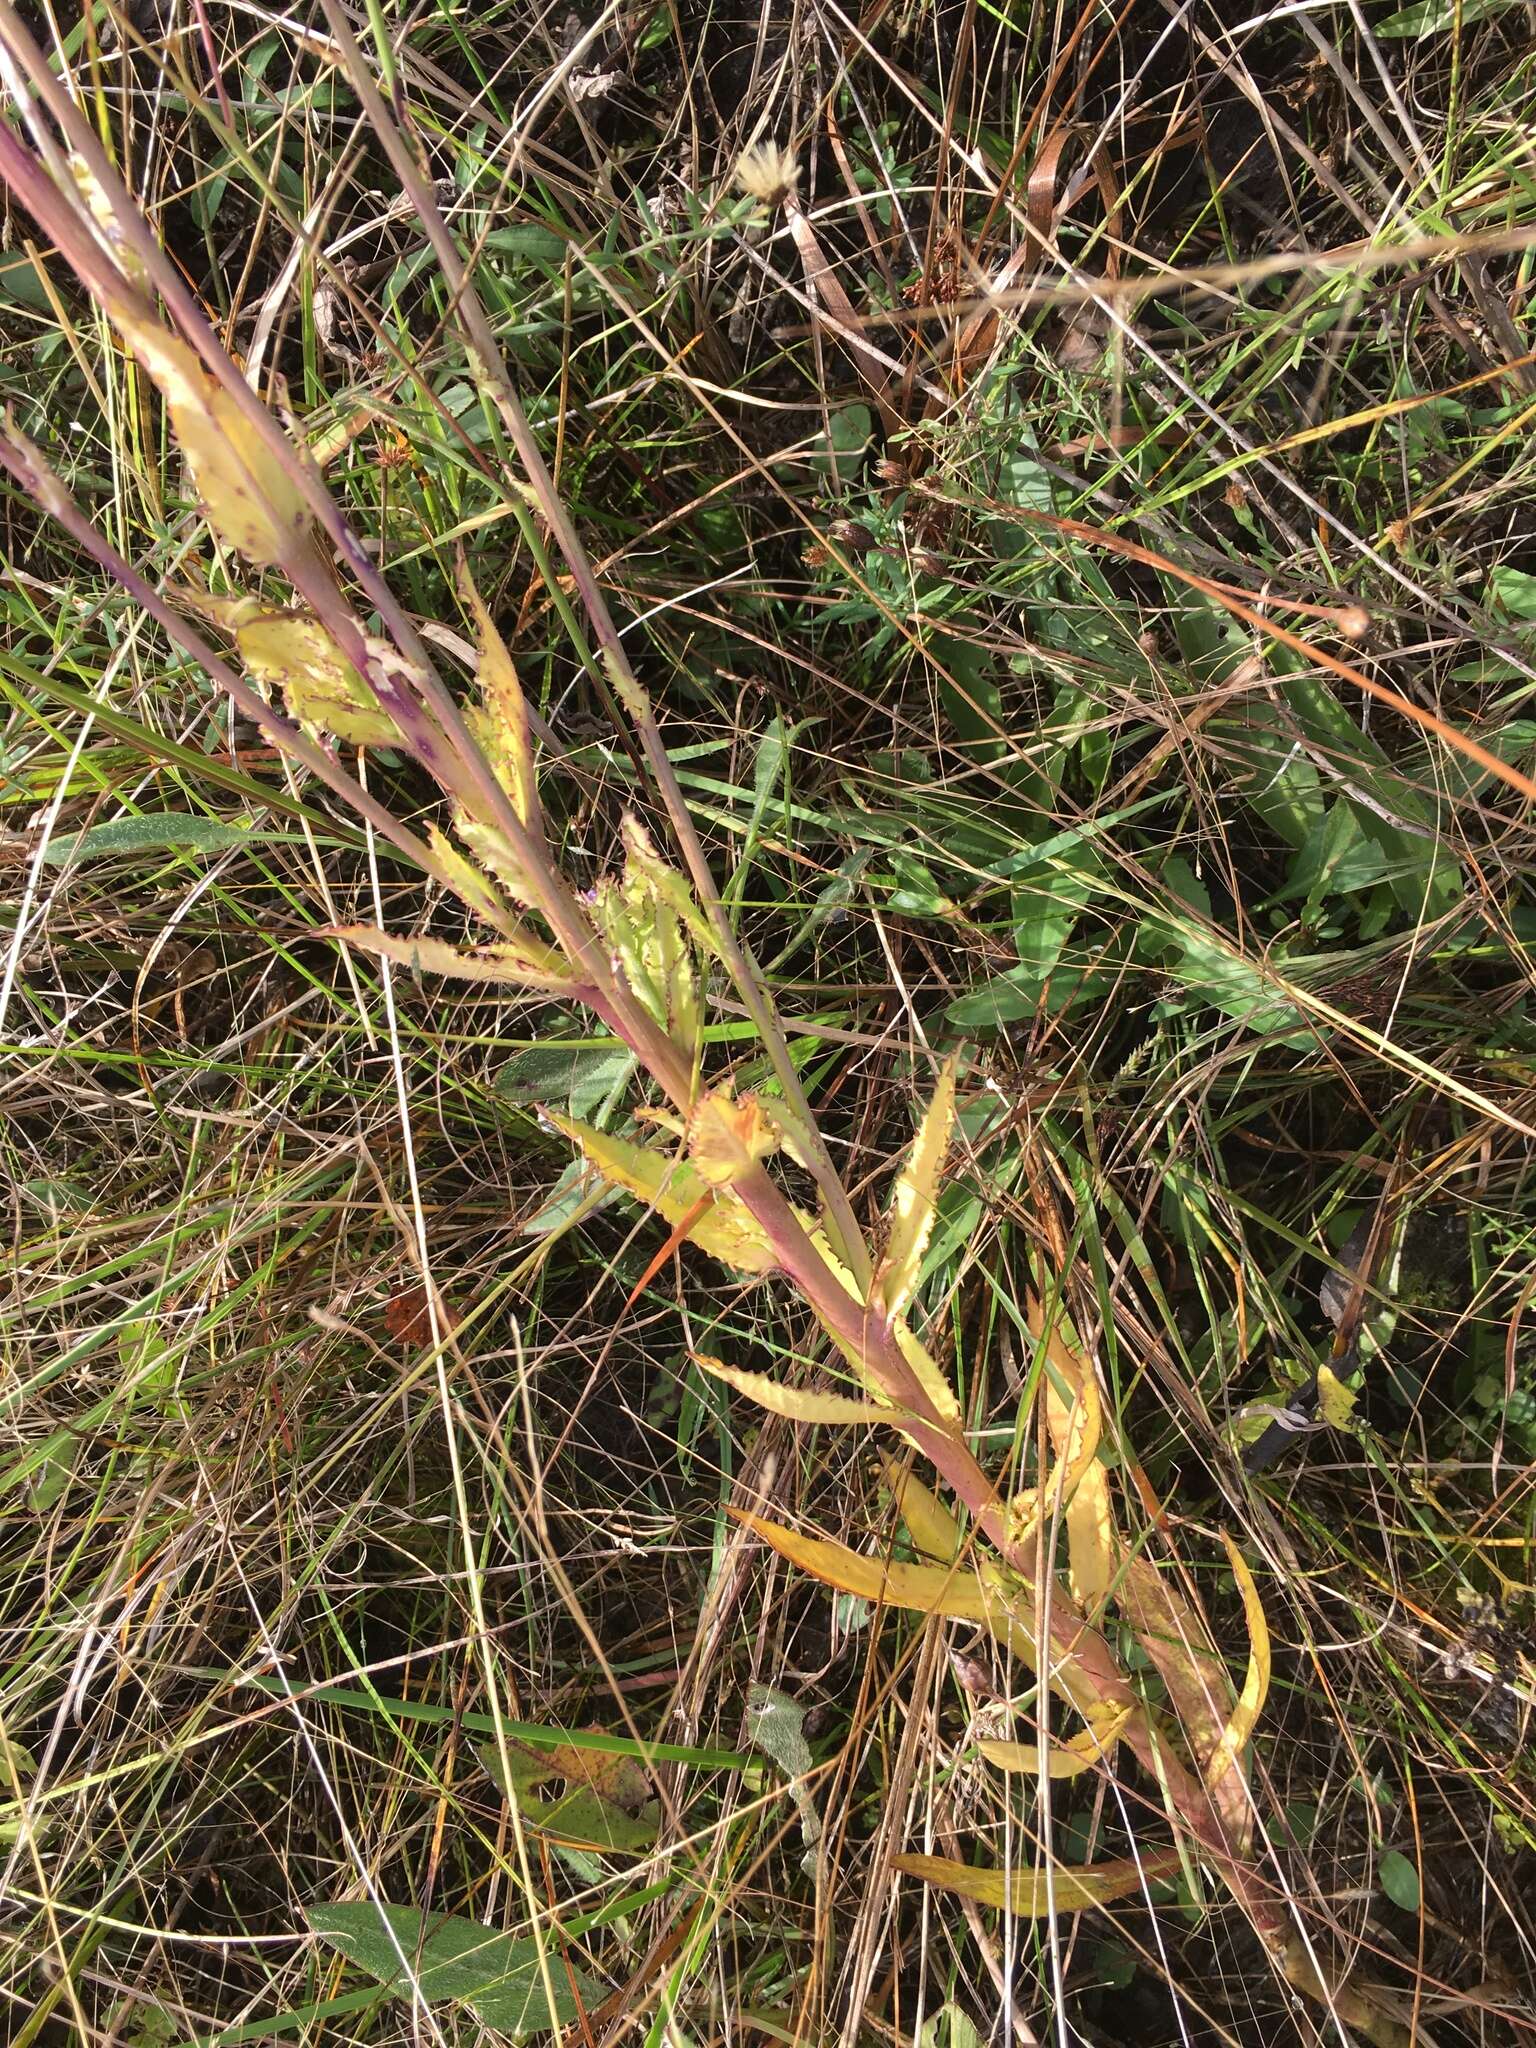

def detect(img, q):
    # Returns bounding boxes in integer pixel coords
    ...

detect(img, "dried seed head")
[735,141,798,206]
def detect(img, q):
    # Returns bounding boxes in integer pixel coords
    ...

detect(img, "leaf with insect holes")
[687,1089,779,1187]
[732,1511,1041,1666]
[880,1057,956,1319]
[328,925,572,991]
[459,564,538,827]
[233,606,396,748]
[545,1114,781,1276]
[893,1848,1182,1916]
[1204,1535,1271,1801]
[692,1353,897,1426]
[979,1701,1132,1780]
[113,301,313,570]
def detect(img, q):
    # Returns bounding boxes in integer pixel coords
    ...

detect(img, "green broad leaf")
[477,1747,658,1855]
[307,1903,598,2034]
[1214,701,1325,850]
[1377,0,1518,33]
[929,630,1005,770]
[40,814,306,865]
[1143,918,1309,1039]
[1491,565,1536,619]
[496,1043,636,1119]
[1378,1849,1421,1911]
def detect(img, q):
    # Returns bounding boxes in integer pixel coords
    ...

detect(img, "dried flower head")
[735,141,798,206]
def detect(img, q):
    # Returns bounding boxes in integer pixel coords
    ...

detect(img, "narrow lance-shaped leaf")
[546,1112,781,1277]
[731,1510,1041,1666]
[1204,1535,1271,1802]
[113,300,314,571]
[1006,1363,1103,1551]
[979,1701,1132,1780]
[880,1056,956,1319]
[692,1354,896,1426]
[879,1455,963,1563]
[1117,1554,1248,1854]
[458,562,539,828]
[1028,1295,1116,1611]
[327,924,572,991]
[893,1847,1182,1916]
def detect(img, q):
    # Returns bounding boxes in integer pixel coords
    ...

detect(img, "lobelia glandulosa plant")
[0,14,1413,2042]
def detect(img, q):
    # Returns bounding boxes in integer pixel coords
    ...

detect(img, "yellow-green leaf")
[881,1057,956,1319]
[693,1354,895,1425]
[67,154,149,289]
[878,1455,962,1562]
[1117,1555,1247,1852]
[891,1316,963,1425]
[327,924,571,990]
[1204,1535,1270,1801]
[687,1089,779,1188]
[979,1703,1131,1780]
[1028,1297,1115,1611]
[113,302,312,570]
[733,1511,1038,1662]
[428,827,508,927]
[1316,1363,1358,1430]
[893,1848,1181,1916]
[229,606,397,747]
[459,565,537,827]
[546,1113,780,1276]
[620,815,718,956]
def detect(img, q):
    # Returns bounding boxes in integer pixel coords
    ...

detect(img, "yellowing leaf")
[881,1057,956,1318]
[546,1113,780,1276]
[733,1511,1040,1663]
[327,924,571,990]
[878,1455,962,1562]
[1204,1535,1270,1803]
[67,154,148,289]
[1316,1363,1358,1430]
[232,607,397,748]
[459,565,537,827]
[893,1848,1181,1916]
[453,816,540,912]
[687,1089,779,1188]
[980,1703,1131,1779]
[428,827,508,927]
[1027,1297,1115,1611]
[113,303,312,570]
[693,1354,895,1426]
[591,823,703,1059]
[1117,1555,1248,1853]
[892,1316,962,1425]
[619,815,719,956]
